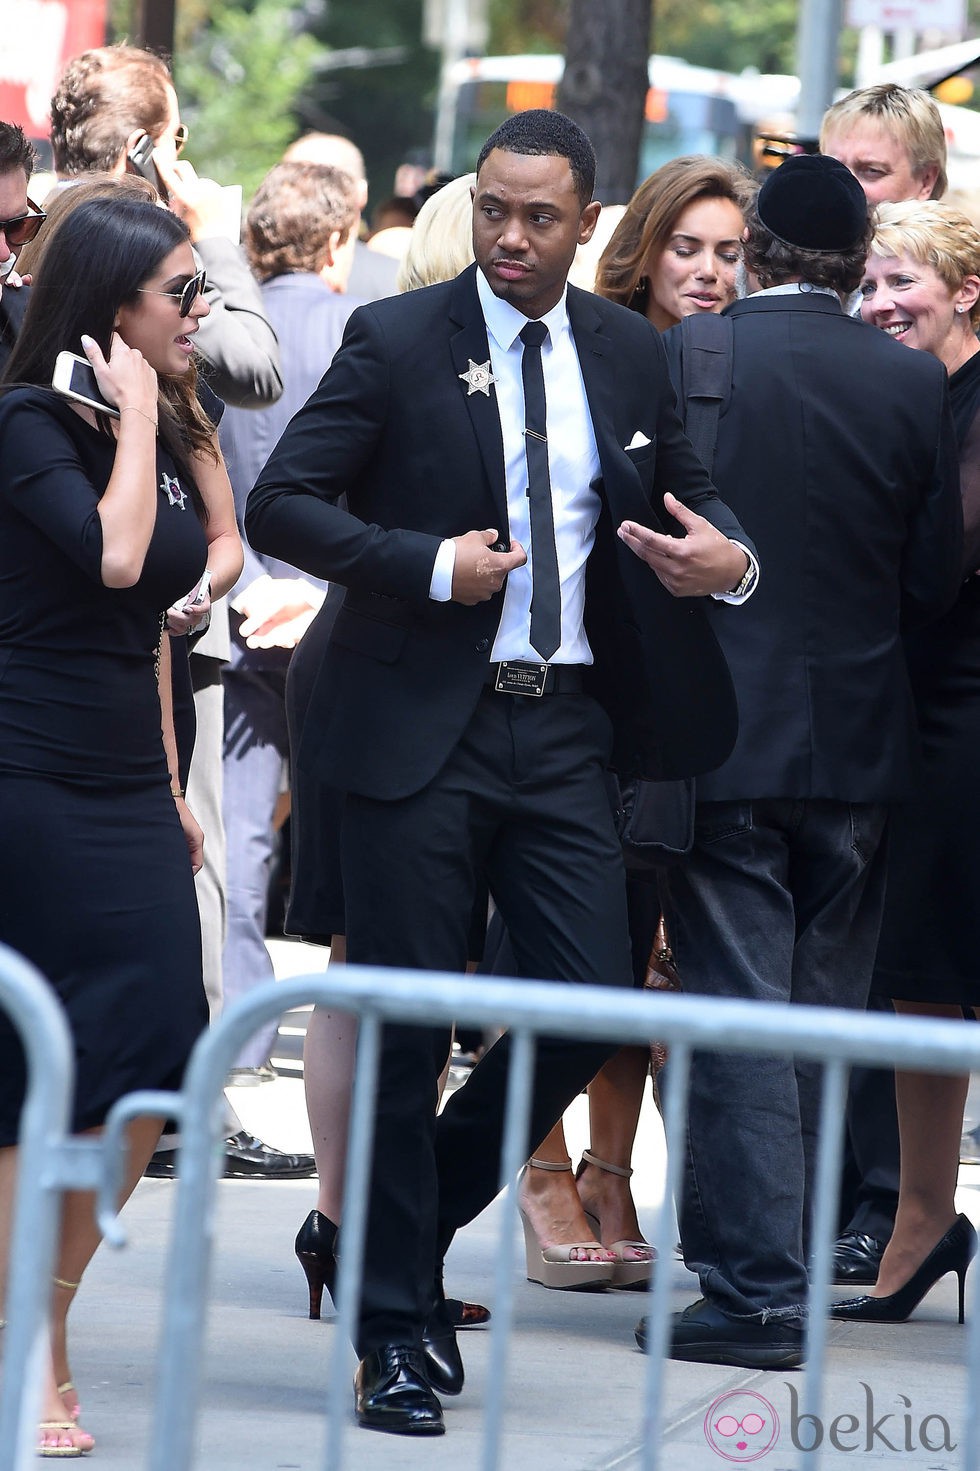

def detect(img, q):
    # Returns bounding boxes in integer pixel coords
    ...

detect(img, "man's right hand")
[450,529,527,605]
[154,154,235,242]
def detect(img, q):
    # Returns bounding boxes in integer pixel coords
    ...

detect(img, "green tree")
[487,0,566,52]
[172,0,325,198]
[298,0,439,214]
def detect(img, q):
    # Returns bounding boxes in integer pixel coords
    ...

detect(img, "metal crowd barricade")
[5,950,980,1469]
[0,942,113,1471]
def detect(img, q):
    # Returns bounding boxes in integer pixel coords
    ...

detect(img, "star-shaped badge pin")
[459,359,497,397]
[161,471,187,510]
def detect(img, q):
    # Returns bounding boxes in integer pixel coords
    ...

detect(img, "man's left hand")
[618,492,748,598]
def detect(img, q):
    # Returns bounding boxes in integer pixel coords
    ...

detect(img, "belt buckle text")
[494,661,548,697]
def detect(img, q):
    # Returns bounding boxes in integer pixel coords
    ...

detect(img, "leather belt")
[483,661,586,697]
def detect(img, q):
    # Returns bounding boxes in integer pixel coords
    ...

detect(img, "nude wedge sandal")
[518,1159,615,1290]
[576,1149,655,1290]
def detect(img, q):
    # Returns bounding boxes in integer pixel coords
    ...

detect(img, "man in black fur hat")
[637,154,963,1368]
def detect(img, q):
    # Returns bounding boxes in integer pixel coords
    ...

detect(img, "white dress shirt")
[429,269,757,632]
[430,269,601,664]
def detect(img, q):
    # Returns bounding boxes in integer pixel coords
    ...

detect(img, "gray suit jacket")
[194,237,283,408]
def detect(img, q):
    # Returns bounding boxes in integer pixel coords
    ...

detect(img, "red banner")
[0,0,107,140]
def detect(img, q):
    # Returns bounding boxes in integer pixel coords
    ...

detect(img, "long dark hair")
[1,194,216,510]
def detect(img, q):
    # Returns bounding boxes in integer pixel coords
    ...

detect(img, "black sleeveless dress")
[872,349,980,1005]
[0,387,209,1143]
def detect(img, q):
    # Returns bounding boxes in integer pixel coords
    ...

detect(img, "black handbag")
[614,775,695,872]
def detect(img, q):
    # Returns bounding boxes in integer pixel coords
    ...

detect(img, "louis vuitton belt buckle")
[493,660,549,697]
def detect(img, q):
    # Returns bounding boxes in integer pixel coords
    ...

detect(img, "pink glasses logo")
[704,1390,781,1462]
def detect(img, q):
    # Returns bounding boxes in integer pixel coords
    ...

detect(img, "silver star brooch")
[459,359,497,397]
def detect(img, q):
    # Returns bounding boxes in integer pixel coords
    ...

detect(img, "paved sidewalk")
[28,941,980,1469]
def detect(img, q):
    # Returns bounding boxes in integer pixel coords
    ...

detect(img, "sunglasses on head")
[0,198,47,248]
[137,267,207,318]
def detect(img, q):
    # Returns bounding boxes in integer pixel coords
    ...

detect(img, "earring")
[956,305,966,314]
[630,276,650,311]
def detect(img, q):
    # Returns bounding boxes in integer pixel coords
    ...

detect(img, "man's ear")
[915,162,940,200]
[321,229,341,270]
[579,200,601,245]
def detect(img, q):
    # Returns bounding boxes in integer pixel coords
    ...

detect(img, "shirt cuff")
[711,541,759,605]
[429,538,456,601]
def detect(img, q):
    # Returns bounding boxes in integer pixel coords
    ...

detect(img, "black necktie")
[519,320,561,662]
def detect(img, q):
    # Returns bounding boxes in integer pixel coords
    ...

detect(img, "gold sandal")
[576,1150,655,1290]
[57,1383,80,1423]
[37,1421,88,1458]
[518,1159,614,1291]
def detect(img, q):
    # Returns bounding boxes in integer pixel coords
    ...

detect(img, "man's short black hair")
[0,121,36,180]
[476,109,596,206]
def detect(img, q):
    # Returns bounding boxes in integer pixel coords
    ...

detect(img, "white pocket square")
[626,430,651,450]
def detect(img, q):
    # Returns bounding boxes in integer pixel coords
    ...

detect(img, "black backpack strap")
[678,312,733,476]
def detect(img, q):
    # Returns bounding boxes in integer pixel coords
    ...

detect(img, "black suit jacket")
[665,292,962,803]
[0,282,29,375]
[246,264,752,800]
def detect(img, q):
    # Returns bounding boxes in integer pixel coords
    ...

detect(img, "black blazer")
[0,282,29,375]
[666,292,962,804]
[246,264,753,800]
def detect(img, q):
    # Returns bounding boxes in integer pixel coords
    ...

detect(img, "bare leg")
[1,1116,162,1452]
[0,1144,15,1316]
[51,1116,165,1419]
[301,937,356,1226]
[518,1123,612,1262]
[872,1000,968,1298]
[1,1146,93,1451]
[575,1045,652,1260]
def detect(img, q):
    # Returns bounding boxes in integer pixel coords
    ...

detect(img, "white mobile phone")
[51,350,120,418]
[185,569,212,609]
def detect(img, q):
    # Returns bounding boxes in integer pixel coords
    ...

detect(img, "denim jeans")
[663,798,888,1321]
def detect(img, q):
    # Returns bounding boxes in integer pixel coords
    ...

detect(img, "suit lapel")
[567,285,618,492]
[448,266,508,530]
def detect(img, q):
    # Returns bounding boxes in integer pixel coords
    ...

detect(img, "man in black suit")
[247,109,757,1436]
[641,155,962,1370]
[0,122,39,373]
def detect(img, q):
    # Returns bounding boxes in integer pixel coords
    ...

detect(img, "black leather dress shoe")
[222,1131,317,1179]
[832,1230,886,1286]
[637,1297,805,1369]
[144,1149,177,1178]
[422,1314,464,1396]
[354,1346,445,1435]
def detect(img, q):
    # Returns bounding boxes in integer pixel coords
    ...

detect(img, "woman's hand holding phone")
[166,570,212,636]
[80,332,158,424]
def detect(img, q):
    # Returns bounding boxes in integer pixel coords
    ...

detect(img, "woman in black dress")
[832,199,980,1324]
[0,194,241,1454]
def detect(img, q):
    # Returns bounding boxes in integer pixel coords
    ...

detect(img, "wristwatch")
[728,556,757,599]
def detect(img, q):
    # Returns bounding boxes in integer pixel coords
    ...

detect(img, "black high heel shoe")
[295,1209,338,1320]
[830,1213,977,1325]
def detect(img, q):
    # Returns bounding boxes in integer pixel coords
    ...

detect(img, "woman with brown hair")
[595,154,755,327]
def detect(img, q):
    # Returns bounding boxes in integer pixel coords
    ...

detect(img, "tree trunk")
[557,0,651,204]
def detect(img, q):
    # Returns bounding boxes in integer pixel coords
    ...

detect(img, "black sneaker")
[637,1297,805,1369]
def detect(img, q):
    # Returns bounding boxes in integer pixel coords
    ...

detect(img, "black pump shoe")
[295,1209,338,1320]
[354,1346,445,1435]
[831,1213,977,1325]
